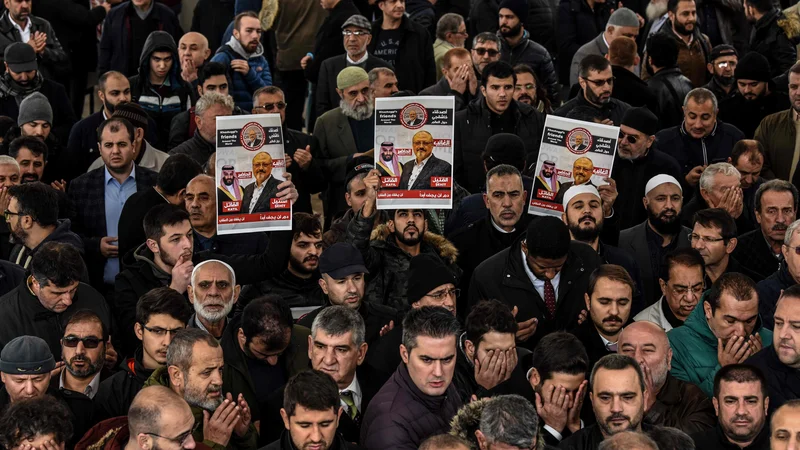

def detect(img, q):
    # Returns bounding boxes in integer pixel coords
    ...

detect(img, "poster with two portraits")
[529,116,619,217]
[215,114,291,234]
[374,97,455,209]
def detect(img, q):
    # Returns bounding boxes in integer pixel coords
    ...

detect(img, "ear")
[134,322,144,341]
[480,85,487,98]
[237,328,247,350]
[634,55,641,67]
[319,277,329,295]
[465,339,476,361]
[528,367,541,388]
[137,433,153,450]
[166,364,184,389]
[659,278,668,298]
[561,211,568,225]
[578,77,587,92]
[194,113,202,129]
[146,238,159,254]
[699,188,712,205]
[280,408,291,430]
[97,89,105,102]
[585,292,591,311]
[186,284,195,304]
[712,396,719,416]
[336,88,344,100]
[345,192,353,208]
[475,430,489,450]
[357,342,368,365]
[764,396,769,416]
[307,335,314,360]
[666,347,673,371]
[707,62,714,74]
[725,237,737,254]
[400,343,409,365]
[197,84,204,97]
[203,48,211,60]
[703,300,713,321]
[755,209,762,225]
[387,219,396,234]
[483,193,489,209]
[232,284,241,304]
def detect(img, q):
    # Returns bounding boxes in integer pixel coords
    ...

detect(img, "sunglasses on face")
[473,48,499,57]
[254,102,286,112]
[618,131,638,144]
[62,336,102,348]
[582,76,615,87]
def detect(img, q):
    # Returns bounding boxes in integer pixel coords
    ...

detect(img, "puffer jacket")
[695,0,750,53]
[211,36,272,111]
[8,219,84,269]
[750,8,800,77]
[346,207,461,310]
[498,29,559,102]
[92,347,156,422]
[654,120,745,184]
[667,293,773,397]
[129,31,193,149]
[360,363,463,450]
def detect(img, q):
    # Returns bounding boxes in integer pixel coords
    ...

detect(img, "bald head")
[128,386,190,435]
[617,321,672,392]
[619,321,669,348]
[179,32,211,68]
[598,431,658,450]
[771,400,800,446]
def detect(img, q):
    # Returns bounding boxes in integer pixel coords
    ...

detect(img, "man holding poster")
[399,130,453,190]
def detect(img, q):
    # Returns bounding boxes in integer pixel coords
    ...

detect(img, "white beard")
[194,298,234,323]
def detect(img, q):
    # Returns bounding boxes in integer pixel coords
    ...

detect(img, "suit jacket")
[732,229,782,282]
[241,176,283,213]
[569,319,613,370]
[618,221,692,307]
[569,33,607,86]
[67,165,158,287]
[316,53,392,118]
[399,154,452,189]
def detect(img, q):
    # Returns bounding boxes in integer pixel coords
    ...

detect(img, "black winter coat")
[499,31,559,102]
[117,187,167,266]
[731,228,781,282]
[304,0,361,84]
[454,99,544,194]
[367,15,436,94]
[239,269,325,308]
[360,363,463,450]
[554,91,630,125]
[749,9,799,78]
[469,0,554,53]
[654,121,745,182]
[189,0,235,53]
[755,261,796,330]
[297,300,400,348]
[556,0,612,84]
[0,77,76,148]
[691,424,770,450]
[746,345,800,415]
[32,0,107,70]
[469,238,603,350]
[93,347,154,422]
[0,260,23,299]
[0,11,70,81]
[647,67,694,130]
[718,91,790,138]
[611,65,660,114]
[260,431,360,450]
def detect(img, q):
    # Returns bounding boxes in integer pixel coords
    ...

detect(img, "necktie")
[606,341,618,352]
[341,390,359,421]
[543,279,556,318]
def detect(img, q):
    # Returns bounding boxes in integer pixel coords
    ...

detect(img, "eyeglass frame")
[145,422,198,447]
[425,288,460,301]
[784,245,800,256]
[581,76,615,87]
[688,232,727,245]
[3,209,22,221]
[618,130,639,144]
[342,30,370,37]
[61,335,103,349]
[473,48,500,57]
[253,102,287,112]
[141,325,184,338]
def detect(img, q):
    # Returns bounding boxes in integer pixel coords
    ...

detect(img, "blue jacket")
[211,39,272,111]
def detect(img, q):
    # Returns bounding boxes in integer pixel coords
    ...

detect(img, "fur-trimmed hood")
[780,4,800,40]
[259,0,279,30]
[369,223,459,264]
[449,397,548,450]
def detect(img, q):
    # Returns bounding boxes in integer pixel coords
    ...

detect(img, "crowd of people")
[1,0,800,449]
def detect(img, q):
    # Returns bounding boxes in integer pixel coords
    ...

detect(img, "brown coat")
[755,109,796,180]
[643,373,717,434]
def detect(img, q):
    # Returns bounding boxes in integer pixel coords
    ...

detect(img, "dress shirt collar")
[340,374,362,408]
[60,369,102,399]
[104,165,136,185]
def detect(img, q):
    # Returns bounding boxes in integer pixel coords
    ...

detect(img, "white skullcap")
[562,184,601,210]
[645,174,682,196]
[191,259,237,288]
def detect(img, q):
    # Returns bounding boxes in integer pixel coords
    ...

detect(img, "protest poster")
[216,114,291,234]
[528,116,619,217]
[374,96,455,209]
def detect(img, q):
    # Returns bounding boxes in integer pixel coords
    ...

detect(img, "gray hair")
[485,164,523,193]
[472,32,500,49]
[369,67,396,86]
[166,328,219,373]
[346,171,368,193]
[252,85,284,106]
[479,395,539,448]
[590,354,645,393]
[195,91,235,117]
[0,155,19,172]
[311,305,366,347]
[402,306,461,352]
[647,426,695,450]
[436,13,464,41]
[598,431,659,450]
[683,87,718,111]
[755,179,799,212]
[698,162,740,192]
[784,219,800,245]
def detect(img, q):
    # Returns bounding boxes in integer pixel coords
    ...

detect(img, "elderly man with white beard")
[314,66,376,229]
[617,321,716,434]
[187,260,241,340]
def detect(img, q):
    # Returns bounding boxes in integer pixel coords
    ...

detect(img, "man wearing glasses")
[635,248,706,331]
[316,15,392,118]
[554,55,630,126]
[470,33,502,83]
[124,386,208,450]
[59,310,109,399]
[704,45,738,103]
[689,208,754,287]
[94,287,192,421]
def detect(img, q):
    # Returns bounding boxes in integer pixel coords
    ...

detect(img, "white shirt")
[340,375,362,413]
[12,18,31,43]
[60,370,102,399]
[521,249,561,300]
[407,155,431,189]
[347,52,369,65]
[490,218,514,234]
[248,176,273,213]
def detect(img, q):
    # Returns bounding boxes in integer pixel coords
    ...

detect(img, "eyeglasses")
[473,48,499,57]
[668,284,705,297]
[618,130,639,144]
[142,325,184,337]
[716,61,737,69]
[3,209,21,221]
[62,336,102,349]
[254,102,286,112]
[689,233,725,244]
[785,245,800,256]
[342,30,370,37]
[426,288,460,300]
[147,424,197,447]
[582,76,615,87]
[515,83,536,90]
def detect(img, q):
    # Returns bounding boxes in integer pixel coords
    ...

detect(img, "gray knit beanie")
[18,92,53,126]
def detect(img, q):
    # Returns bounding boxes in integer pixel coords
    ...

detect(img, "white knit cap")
[645,174,682,196]
[191,259,237,288]
[562,184,601,210]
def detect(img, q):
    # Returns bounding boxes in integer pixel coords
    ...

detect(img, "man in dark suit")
[399,130,452,190]
[619,175,692,307]
[242,152,285,213]
[67,117,157,292]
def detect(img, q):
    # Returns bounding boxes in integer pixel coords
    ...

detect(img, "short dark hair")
[565,105,603,122]
[660,248,705,282]
[465,300,518,346]
[234,11,260,31]
[65,309,108,341]
[667,0,695,13]
[8,182,59,227]
[790,62,800,76]
[646,32,679,69]
[240,295,293,349]
[525,216,571,260]
[731,139,765,166]
[755,179,799,213]
[512,64,551,112]
[292,212,322,241]
[608,36,638,67]
[713,363,767,399]
[743,0,773,14]
[530,332,589,382]
[30,242,85,288]
[157,154,203,196]
[693,208,738,242]
[0,396,73,449]
[587,264,635,298]
[481,61,516,88]
[198,61,230,89]
[781,284,800,302]
[485,164,523,190]
[283,370,340,417]
[419,434,470,450]
[402,306,461,352]
[647,426,695,450]
[472,32,501,48]
[579,54,611,78]
[590,354,645,393]
[96,117,134,144]
[136,286,193,326]
[705,272,758,314]
[8,135,48,162]
[143,204,191,241]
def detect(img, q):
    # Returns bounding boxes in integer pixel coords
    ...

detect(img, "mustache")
[303,256,318,263]
[207,384,222,394]
[773,223,788,231]
[732,414,753,423]
[404,224,418,232]
[607,413,630,423]
[603,315,624,323]
[580,214,596,224]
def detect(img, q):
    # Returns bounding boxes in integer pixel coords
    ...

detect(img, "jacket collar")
[395,363,453,411]
[679,120,718,139]
[754,8,780,30]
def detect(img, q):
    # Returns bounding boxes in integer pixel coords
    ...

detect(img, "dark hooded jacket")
[92,347,155,422]
[749,8,800,78]
[499,29,559,102]
[129,31,193,149]
[8,219,84,269]
[755,260,796,330]
[654,121,745,183]
[647,67,694,129]
[746,344,800,415]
